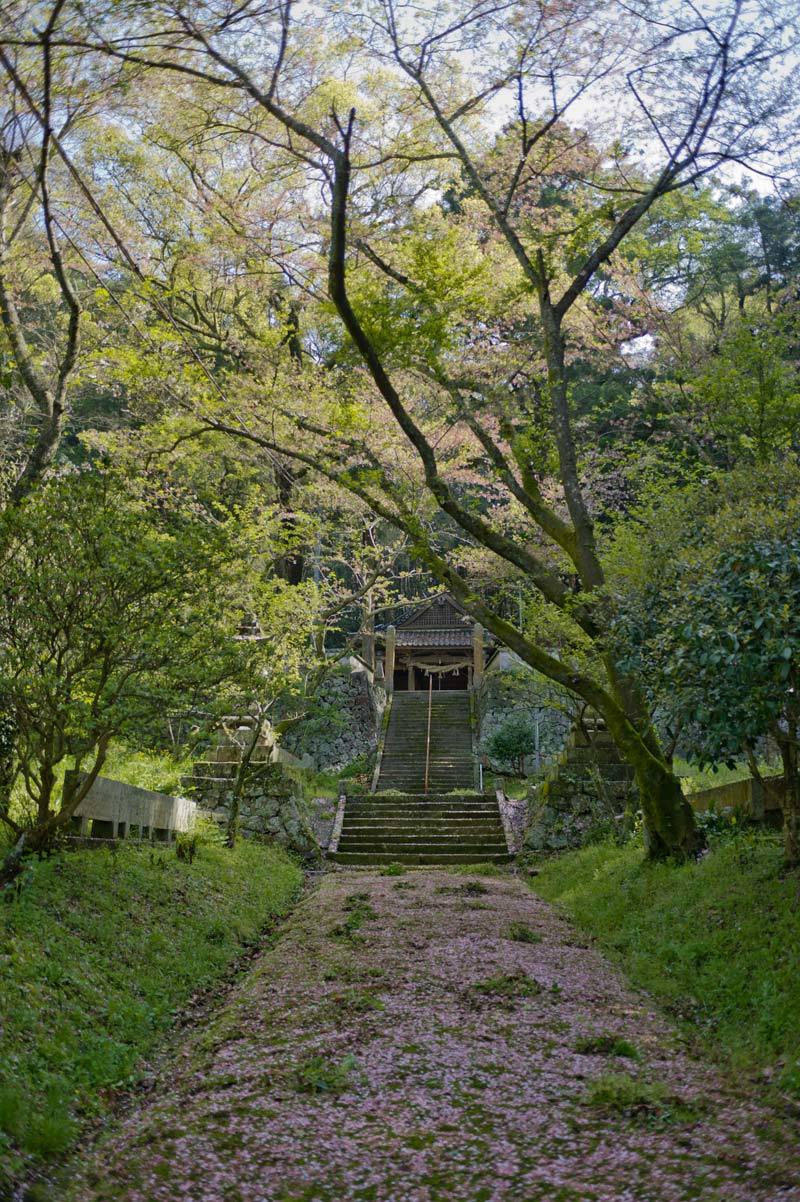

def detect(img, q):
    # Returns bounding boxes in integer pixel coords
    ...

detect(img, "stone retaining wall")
[187,761,321,855]
[282,662,385,774]
[476,656,574,775]
[523,723,636,853]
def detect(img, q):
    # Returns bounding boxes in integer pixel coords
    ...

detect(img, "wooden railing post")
[424,673,433,795]
[472,622,484,688]
[385,625,396,694]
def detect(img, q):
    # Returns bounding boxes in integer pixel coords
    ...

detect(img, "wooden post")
[424,673,433,794]
[385,625,396,694]
[472,622,484,688]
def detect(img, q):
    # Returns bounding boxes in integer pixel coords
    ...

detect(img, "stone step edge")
[330,851,513,864]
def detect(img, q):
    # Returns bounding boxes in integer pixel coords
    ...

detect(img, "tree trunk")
[0,744,110,887]
[274,462,305,586]
[778,735,799,869]
[0,711,15,826]
[601,710,704,861]
[227,717,264,849]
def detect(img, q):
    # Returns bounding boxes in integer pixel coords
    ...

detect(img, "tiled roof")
[396,629,474,648]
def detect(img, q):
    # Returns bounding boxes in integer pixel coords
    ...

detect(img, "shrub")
[486,714,538,775]
[175,817,224,863]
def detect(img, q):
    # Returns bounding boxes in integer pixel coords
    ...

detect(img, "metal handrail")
[424,673,433,794]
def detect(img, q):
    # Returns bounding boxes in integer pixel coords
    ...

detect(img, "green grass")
[674,756,781,794]
[281,762,341,802]
[328,894,377,940]
[531,834,800,1096]
[101,742,194,795]
[473,971,542,999]
[574,1033,640,1059]
[0,840,302,1187]
[505,920,542,944]
[582,1072,703,1124]
[292,1052,359,1094]
[443,861,511,877]
[499,777,530,800]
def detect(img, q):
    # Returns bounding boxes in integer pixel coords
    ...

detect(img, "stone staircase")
[375,690,475,793]
[331,792,512,865]
[330,692,510,864]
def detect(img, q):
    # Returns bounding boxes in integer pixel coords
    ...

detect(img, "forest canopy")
[0,0,799,863]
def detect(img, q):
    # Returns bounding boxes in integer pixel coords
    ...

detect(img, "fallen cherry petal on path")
[69,870,800,1202]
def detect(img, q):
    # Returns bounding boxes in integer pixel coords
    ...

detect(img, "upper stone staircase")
[328,689,511,865]
[375,690,475,793]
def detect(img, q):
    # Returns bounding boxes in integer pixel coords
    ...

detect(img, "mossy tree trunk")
[227,716,267,849]
[778,724,800,869]
[601,711,703,860]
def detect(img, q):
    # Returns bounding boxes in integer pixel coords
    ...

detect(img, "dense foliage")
[0,0,797,862]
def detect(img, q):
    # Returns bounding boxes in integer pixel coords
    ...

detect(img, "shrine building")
[381,593,486,693]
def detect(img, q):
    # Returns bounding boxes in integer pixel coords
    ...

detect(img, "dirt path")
[70,869,800,1202]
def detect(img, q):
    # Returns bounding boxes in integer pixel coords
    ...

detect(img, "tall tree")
[11,0,800,858]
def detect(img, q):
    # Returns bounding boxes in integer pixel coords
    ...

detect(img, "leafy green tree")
[654,536,800,865]
[0,470,256,880]
[691,316,800,463]
[607,467,800,865]
[0,4,112,509]
[487,715,538,777]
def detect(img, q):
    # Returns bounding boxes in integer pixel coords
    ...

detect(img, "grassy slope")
[0,841,302,1188]
[674,756,781,794]
[531,834,800,1096]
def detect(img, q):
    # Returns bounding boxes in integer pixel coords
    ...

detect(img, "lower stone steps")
[345,818,499,826]
[376,784,476,794]
[331,850,513,865]
[343,816,502,827]
[333,790,510,865]
[336,840,508,853]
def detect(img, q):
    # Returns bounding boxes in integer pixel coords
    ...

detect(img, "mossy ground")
[531,832,800,1095]
[0,840,301,1191]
